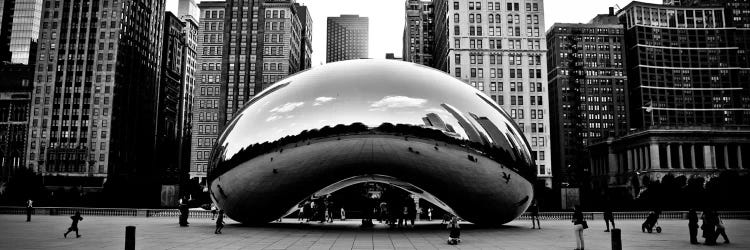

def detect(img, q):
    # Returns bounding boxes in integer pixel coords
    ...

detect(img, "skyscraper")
[25,0,166,205]
[546,8,628,192]
[4,0,42,64]
[220,0,310,126]
[326,14,368,63]
[192,0,225,183]
[432,0,551,186]
[403,0,434,66]
[156,11,198,205]
[296,3,312,70]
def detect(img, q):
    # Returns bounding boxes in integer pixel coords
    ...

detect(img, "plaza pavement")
[0,215,747,250]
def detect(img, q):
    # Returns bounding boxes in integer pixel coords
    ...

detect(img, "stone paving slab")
[0,215,747,250]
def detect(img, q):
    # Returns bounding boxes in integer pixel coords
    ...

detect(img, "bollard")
[611,228,622,250]
[125,226,135,250]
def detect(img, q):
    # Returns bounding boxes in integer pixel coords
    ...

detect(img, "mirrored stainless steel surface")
[209,60,536,225]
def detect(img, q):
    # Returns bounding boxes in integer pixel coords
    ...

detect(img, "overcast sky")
[167,0,661,66]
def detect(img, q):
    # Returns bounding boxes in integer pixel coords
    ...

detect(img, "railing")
[2,206,749,220]
[517,211,750,220]
[0,206,214,219]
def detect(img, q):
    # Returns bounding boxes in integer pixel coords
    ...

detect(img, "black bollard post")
[611,228,622,250]
[125,226,135,250]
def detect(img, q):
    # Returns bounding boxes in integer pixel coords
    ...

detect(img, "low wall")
[2,206,749,220]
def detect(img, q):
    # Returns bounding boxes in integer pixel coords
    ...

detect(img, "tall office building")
[156,12,184,193]
[191,0,225,183]
[587,1,750,199]
[403,0,434,66]
[432,0,551,186]
[0,62,32,181]
[546,9,628,192]
[156,11,197,204]
[1,0,42,64]
[220,0,309,126]
[296,3,312,70]
[25,0,165,205]
[326,14,368,63]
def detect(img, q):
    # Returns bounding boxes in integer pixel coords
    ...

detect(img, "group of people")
[567,206,732,250]
[376,201,419,228]
[296,196,342,223]
[688,209,730,245]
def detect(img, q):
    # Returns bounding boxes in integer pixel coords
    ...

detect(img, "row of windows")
[457,13,540,25]
[455,1,540,12]
[202,46,222,55]
[197,138,217,147]
[199,87,220,96]
[196,125,218,134]
[203,10,225,19]
[201,63,221,71]
[203,21,224,32]
[202,33,223,44]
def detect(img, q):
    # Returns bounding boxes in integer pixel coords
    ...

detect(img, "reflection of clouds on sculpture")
[267,102,304,122]
[266,115,295,122]
[270,102,305,113]
[313,96,335,106]
[369,95,428,111]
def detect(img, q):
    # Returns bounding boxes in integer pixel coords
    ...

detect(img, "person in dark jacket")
[447,216,461,245]
[529,201,541,229]
[603,207,615,232]
[25,199,33,222]
[688,209,699,244]
[572,206,586,250]
[64,211,83,238]
[215,210,225,234]
[701,210,717,245]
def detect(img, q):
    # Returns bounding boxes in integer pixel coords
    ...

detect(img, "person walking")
[713,211,729,244]
[25,199,33,222]
[572,206,587,250]
[530,201,541,229]
[64,211,84,238]
[603,207,615,232]
[215,210,225,234]
[701,210,717,245]
[688,209,699,244]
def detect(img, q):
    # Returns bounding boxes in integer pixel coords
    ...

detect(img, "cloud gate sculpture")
[208,60,536,225]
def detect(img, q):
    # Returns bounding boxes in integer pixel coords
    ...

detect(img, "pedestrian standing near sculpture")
[688,209,699,244]
[572,206,587,250]
[701,210,717,245]
[340,207,346,221]
[63,211,83,238]
[178,197,189,227]
[713,211,729,244]
[603,207,615,232]
[530,201,541,229]
[211,203,217,220]
[25,199,33,222]
[215,210,225,234]
[428,207,433,221]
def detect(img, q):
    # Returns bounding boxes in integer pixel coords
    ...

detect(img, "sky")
[166,0,662,66]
